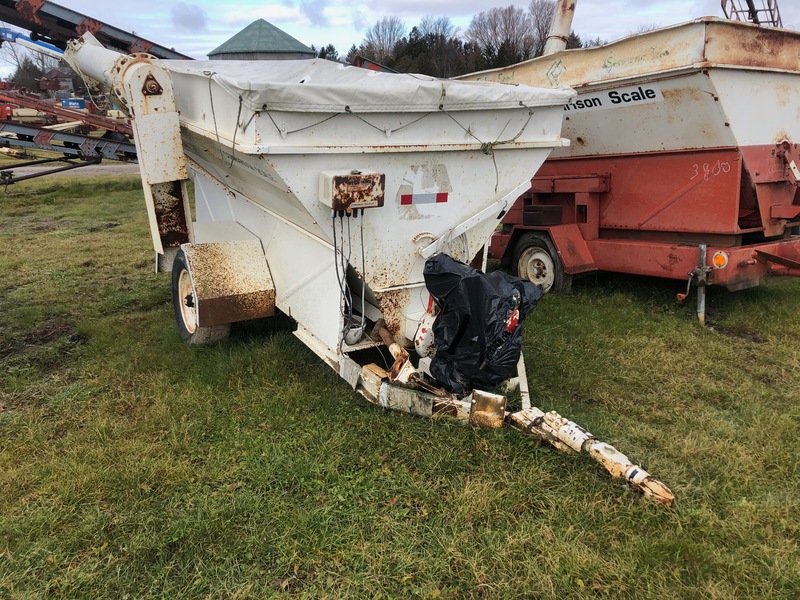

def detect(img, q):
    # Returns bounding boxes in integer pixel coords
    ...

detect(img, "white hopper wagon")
[46,32,674,506]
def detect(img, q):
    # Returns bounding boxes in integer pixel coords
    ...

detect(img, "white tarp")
[164,58,574,114]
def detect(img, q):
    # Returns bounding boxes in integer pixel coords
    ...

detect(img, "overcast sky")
[1,0,798,70]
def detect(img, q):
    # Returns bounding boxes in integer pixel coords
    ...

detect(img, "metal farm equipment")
[462,5,799,324]
[13,2,677,506]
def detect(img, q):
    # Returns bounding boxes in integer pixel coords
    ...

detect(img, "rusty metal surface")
[321,171,385,212]
[468,390,506,429]
[464,19,800,90]
[510,407,675,508]
[431,398,471,420]
[14,0,43,24]
[184,239,276,327]
[129,38,154,55]
[141,73,164,96]
[76,17,101,35]
[152,181,190,248]
[374,288,411,340]
[0,121,135,160]
[705,20,798,70]
[0,0,191,59]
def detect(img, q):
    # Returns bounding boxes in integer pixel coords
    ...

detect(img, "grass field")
[1,175,798,598]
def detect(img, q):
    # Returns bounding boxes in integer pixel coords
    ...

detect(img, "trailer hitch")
[357,361,676,508]
[776,140,800,186]
[676,244,712,325]
[509,407,675,508]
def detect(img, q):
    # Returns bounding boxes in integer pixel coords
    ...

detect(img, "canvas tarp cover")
[165,59,574,113]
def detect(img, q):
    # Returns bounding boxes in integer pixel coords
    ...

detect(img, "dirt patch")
[0,317,86,361]
[88,221,121,232]
[31,217,77,233]
[25,316,81,345]
[711,325,766,344]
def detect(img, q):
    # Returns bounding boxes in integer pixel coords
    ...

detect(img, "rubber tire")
[512,232,572,293]
[171,249,231,345]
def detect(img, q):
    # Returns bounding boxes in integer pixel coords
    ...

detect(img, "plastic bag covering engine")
[423,254,544,394]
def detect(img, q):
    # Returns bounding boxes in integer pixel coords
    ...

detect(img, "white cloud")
[170,2,209,33]
[0,0,797,66]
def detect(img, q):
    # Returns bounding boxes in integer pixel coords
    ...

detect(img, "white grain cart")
[51,33,673,506]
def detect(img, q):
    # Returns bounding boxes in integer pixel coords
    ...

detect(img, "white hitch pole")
[510,407,675,508]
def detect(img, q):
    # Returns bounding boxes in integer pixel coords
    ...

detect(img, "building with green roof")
[208,19,315,60]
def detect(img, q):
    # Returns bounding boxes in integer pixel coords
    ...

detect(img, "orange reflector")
[712,251,729,269]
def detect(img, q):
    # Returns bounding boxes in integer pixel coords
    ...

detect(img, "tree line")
[2,0,612,94]
[314,1,606,77]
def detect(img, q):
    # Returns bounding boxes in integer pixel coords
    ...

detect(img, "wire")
[333,211,358,352]
[205,72,247,169]
[228,95,243,168]
[359,210,366,332]
[341,215,352,317]
[440,102,537,192]
[70,57,107,117]
[344,106,433,135]
[207,72,225,162]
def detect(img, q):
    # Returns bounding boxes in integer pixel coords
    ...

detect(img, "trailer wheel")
[513,233,572,293]
[171,249,230,344]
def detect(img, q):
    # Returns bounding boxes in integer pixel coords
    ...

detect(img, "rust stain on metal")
[185,240,276,327]
[15,0,44,25]
[76,18,101,35]
[432,402,459,418]
[33,129,55,147]
[469,410,503,428]
[151,181,189,248]
[725,27,794,70]
[557,0,575,20]
[469,390,507,429]
[364,253,414,291]
[141,74,164,96]
[375,288,410,337]
[328,172,385,212]
[129,38,154,54]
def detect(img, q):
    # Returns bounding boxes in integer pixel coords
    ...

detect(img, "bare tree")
[418,15,458,40]
[0,34,26,75]
[528,0,556,57]
[0,26,61,92]
[465,6,536,65]
[363,16,406,65]
[628,23,660,36]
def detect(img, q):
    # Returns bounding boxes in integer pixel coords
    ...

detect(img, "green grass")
[1,176,798,598]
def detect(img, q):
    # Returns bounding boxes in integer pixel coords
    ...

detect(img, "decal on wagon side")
[563,83,664,113]
[397,163,452,209]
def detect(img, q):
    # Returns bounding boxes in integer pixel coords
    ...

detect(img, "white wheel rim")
[519,247,555,292]
[177,268,197,334]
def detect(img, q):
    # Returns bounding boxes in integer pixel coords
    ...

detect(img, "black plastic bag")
[423,253,543,395]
